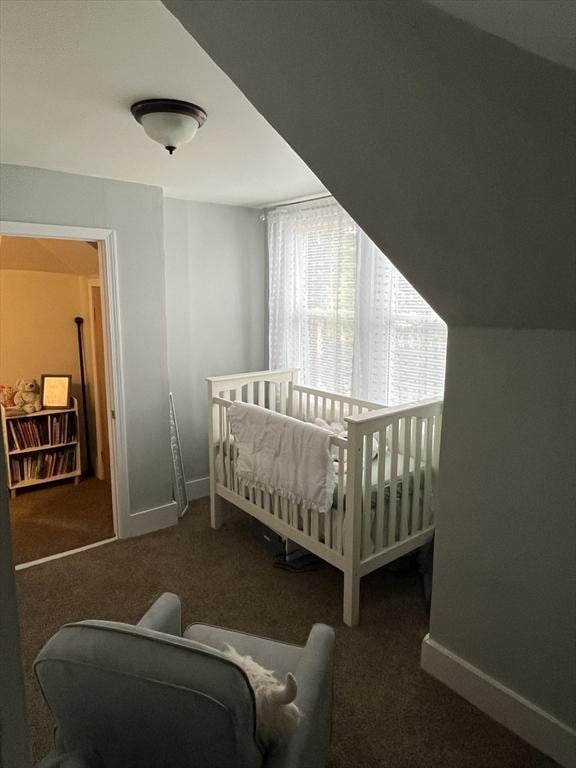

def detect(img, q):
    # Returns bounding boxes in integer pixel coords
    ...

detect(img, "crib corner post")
[210,492,225,530]
[207,378,224,529]
[343,568,360,627]
[342,419,364,627]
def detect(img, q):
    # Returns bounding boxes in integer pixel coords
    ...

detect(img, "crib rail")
[292,383,381,423]
[207,368,296,415]
[344,399,442,571]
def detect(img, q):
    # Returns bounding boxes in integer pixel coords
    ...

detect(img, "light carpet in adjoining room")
[11,476,114,565]
[16,498,556,767]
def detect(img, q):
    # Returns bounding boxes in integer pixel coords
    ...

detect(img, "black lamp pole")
[74,317,93,476]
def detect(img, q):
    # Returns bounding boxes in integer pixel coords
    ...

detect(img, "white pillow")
[222,644,302,747]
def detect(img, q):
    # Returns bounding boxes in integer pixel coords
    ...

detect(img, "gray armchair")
[35,593,335,768]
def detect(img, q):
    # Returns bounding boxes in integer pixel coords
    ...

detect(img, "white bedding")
[228,402,336,514]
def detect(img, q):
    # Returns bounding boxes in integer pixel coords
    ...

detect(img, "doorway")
[0,228,121,566]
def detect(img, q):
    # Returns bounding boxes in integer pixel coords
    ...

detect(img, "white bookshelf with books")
[1,397,81,498]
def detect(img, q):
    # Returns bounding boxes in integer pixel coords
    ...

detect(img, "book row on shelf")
[9,447,77,483]
[7,412,76,451]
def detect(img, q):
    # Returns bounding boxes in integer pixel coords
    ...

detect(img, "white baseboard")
[186,476,209,501]
[125,500,178,537]
[421,635,576,768]
[15,537,117,570]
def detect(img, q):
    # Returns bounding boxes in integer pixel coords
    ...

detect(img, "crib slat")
[321,396,327,420]
[246,382,253,404]
[289,500,297,529]
[388,420,399,544]
[362,433,372,558]
[234,443,239,493]
[337,445,345,554]
[411,418,423,534]
[330,397,336,422]
[311,508,319,541]
[304,505,311,536]
[298,390,303,419]
[271,382,278,411]
[279,381,285,414]
[423,416,433,527]
[225,409,232,489]
[400,417,412,540]
[219,404,226,483]
[258,381,265,407]
[325,504,332,550]
[375,428,386,550]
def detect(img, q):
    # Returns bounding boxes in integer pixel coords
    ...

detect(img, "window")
[268,198,447,406]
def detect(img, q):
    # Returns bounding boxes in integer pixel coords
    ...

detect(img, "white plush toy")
[314,417,379,459]
[222,644,302,747]
[13,379,42,414]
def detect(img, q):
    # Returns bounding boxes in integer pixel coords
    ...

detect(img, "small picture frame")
[41,374,71,409]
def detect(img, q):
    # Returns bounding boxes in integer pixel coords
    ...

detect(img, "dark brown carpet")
[17,498,556,767]
[11,476,114,565]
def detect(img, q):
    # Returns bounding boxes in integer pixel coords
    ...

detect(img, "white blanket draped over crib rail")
[228,402,336,514]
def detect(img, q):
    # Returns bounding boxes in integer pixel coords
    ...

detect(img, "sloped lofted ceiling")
[162,0,576,330]
[0,237,99,275]
[426,0,576,70]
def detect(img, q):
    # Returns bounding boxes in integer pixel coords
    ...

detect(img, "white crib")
[207,369,442,626]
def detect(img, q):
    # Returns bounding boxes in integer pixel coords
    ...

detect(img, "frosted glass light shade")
[131,99,207,154]
[139,112,199,152]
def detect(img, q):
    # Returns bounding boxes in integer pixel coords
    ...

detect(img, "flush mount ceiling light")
[130,98,207,155]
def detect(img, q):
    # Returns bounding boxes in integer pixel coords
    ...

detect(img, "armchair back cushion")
[34,620,263,768]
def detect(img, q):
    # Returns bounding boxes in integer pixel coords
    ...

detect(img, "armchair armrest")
[265,623,335,768]
[36,750,103,767]
[136,592,182,636]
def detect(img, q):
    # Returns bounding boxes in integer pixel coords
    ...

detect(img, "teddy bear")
[13,379,42,414]
[0,385,16,409]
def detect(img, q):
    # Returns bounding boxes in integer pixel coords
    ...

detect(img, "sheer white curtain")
[268,198,447,406]
[268,200,356,393]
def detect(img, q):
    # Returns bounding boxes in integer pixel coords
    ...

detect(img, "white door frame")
[0,221,128,540]
[87,277,105,481]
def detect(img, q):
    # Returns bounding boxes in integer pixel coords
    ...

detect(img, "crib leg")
[210,492,225,529]
[343,570,360,627]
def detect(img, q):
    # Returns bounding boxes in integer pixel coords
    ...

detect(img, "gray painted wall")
[433,328,576,724]
[163,0,576,331]
[164,198,266,483]
[0,164,176,536]
[163,0,576,740]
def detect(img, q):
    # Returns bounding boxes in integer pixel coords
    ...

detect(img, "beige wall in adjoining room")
[0,268,99,471]
[0,269,86,387]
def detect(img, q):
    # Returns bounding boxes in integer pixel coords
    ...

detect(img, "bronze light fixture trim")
[130,98,208,155]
